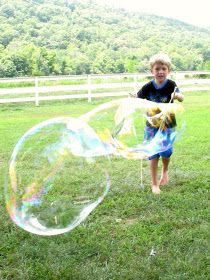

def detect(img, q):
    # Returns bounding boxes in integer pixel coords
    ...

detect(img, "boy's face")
[151,63,170,84]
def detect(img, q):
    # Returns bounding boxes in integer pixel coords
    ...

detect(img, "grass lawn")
[0,92,209,280]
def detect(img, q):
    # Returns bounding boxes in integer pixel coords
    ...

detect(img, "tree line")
[0,0,209,77]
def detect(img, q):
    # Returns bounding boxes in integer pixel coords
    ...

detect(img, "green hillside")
[0,0,210,77]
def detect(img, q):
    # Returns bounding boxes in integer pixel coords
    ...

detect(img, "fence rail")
[0,71,210,105]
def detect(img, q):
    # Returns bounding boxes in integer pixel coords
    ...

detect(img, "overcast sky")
[92,0,210,28]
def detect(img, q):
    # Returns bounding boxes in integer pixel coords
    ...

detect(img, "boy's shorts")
[144,126,173,160]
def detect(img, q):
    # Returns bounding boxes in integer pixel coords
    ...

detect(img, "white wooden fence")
[0,71,209,105]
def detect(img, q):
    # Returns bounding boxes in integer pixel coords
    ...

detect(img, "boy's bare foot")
[152,185,161,194]
[159,172,169,186]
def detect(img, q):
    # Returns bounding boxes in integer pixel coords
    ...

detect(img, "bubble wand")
[158,86,178,131]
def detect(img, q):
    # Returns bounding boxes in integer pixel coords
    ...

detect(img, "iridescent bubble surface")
[6,98,185,235]
[80,98,185,159]
[6,117,110,236]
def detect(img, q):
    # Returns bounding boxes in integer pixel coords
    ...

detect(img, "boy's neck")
[154,78,167,86]
[152,78,168,90]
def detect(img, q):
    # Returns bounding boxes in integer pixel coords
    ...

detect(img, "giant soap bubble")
[6,117,111,236]
[80,98,185,160]
[5,98,185,235]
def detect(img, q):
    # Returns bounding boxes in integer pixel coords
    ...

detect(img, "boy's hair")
[149,53,171,70]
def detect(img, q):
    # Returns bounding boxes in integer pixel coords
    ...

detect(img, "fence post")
[35,77,39,106]
[87,75,92,102]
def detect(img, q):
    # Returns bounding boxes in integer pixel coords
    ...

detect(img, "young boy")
[137,53,184,194]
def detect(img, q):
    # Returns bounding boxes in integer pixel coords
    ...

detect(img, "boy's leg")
[149,157,161,194]
[159,128,174,186]
[159,157,170,186]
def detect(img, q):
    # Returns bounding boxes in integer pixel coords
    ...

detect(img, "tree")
[124,57,139,73]
[0,4,14,18]
[11,55,31,76]
[0,58,16,77]
[0,26,15,47]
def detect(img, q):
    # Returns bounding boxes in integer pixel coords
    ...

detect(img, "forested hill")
[0,0,210,77]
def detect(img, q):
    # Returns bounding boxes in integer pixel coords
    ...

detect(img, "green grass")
[0,92,209,279]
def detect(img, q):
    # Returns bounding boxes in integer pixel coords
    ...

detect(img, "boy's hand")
[173,92,184,102]
[129,92,137,98]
